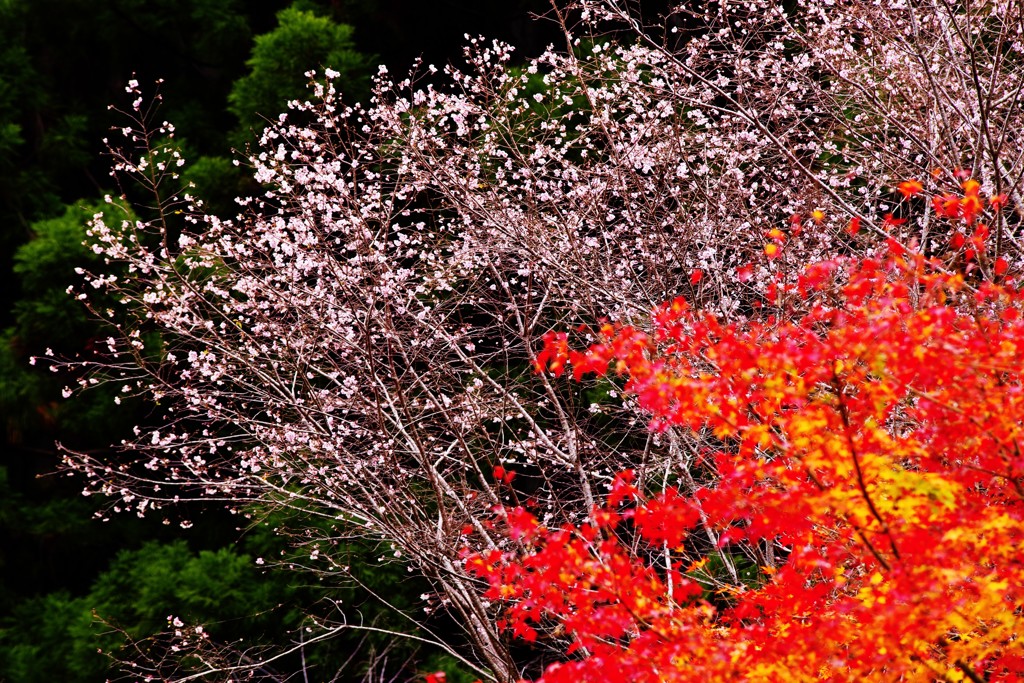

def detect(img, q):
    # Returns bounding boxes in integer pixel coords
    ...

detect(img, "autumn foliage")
[470,187,1024,682]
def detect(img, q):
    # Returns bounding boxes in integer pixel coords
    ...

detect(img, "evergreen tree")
[229,3,373,140]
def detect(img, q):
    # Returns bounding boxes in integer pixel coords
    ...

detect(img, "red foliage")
[470,185,1024,682]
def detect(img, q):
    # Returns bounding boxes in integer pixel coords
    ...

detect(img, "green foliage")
[13,203,96,294]
[88,541,278,637]
[229,3,372,137]
[0,540,282,683]
[0,6,59,238]
[11,199,132,345]
[0,591,100,683]
[0,499,473,682]
[0,198,139,447]
[0,120,21,160]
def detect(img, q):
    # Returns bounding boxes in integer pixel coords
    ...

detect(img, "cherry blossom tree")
[56,0,1024,679]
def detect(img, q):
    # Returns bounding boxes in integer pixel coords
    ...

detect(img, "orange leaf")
[897,179,923,199]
